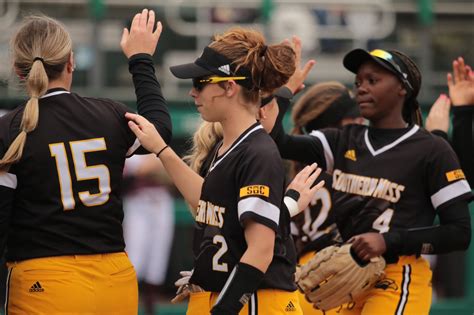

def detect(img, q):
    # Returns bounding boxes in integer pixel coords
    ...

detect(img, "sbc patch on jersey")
[240,185,269,197]
[445,169,465,182]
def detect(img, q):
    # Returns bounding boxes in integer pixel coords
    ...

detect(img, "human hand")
[171,270,193,304]
[285,36,316,95]
[121,9,163,58]
[425,94,451,132]
[125,112,166,154]
[348,233,386,261]
[286,163,325,216]
[447,57,474,106]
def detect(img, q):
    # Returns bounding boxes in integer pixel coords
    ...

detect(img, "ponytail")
[1,15,71,171]
[0,59,48,171]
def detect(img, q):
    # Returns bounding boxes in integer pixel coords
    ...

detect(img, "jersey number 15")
[49,138,111,210]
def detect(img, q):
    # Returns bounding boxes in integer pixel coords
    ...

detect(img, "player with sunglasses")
[269,48,472,314]
[126,28,326,314]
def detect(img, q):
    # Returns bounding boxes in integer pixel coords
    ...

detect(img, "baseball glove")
[295,244,386,311]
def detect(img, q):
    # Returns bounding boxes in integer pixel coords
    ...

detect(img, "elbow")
[249,241,274,272]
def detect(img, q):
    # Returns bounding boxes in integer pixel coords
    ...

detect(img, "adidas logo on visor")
[218,64,230,75]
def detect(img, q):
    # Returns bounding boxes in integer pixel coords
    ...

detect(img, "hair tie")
[33,57,44,63]
[260,45,268,57]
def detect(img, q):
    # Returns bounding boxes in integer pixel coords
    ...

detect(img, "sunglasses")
[369,49,413,92]
[192,76,247,91]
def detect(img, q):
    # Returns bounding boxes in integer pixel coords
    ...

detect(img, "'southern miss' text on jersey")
[306,124,472,236]
[190,123,297,292]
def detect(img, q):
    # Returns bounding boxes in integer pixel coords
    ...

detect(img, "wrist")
[211,262,264,315]
[284,189,300,217]
[155,145,169,158]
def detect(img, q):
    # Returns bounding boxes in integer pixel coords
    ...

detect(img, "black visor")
[170,47,253,89]
[343,48,413,94]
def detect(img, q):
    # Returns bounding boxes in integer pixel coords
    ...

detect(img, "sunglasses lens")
[192,78,206,91]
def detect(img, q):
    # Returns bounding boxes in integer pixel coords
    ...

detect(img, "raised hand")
[286,163,325,216]
[425,94,451,132]
[447,57,474,106]
[121,9,163,58]
[285,36,316,95]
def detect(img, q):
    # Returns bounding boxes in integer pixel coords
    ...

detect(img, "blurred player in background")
[0,10,171,314]
[123,154,175,315]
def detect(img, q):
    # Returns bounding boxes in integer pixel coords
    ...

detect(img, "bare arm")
[240,221,275,272]
[126,112,203,209]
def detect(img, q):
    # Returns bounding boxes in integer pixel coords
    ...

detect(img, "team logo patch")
[445,169,465,182]
[344,149,357,161]
[29,281,44,293]
[240,185,269,197]
[374,278,398,291]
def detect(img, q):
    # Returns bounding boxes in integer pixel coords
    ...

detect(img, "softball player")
[270,48,472,314]
[0,10,171,314]
[286,82,363,314]
[126,27,326,314]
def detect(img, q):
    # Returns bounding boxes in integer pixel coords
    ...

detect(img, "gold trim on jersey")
[445,169,465,182]
[196,200,226,228]
[239,185,270,198]
[332,169,405,203]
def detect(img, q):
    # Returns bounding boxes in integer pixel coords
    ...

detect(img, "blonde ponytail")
[0,15,71,171]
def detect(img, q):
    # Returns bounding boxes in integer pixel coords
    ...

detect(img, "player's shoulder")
[80,95,131,113]
[243,126,280,157]
[414,126,452,151]
[0,106,24,135]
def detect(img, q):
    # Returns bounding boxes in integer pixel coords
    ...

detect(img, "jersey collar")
[208,122,263,173]
[41,88,71,99]
[364,124,419,156]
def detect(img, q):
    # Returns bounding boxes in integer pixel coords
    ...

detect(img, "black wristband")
[156,145,169,158]
[211,262,265,315]
[285,189,300,201]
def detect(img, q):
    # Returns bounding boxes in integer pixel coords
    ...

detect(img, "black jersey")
[305,125,472,237]
[190,123,297,292]
[291,172,342,256]
[0,54,171,261]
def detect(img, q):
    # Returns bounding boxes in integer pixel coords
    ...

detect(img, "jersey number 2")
[49,138,111,210]
[212,235,228,272]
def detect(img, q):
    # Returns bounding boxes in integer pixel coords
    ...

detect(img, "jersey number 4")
[49,138,111,210]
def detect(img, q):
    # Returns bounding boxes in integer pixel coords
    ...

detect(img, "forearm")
[383,200,471,259]
[129,53,172,144]
[158,148,203,210]
[211,221,273,315]
[270,98,327,167]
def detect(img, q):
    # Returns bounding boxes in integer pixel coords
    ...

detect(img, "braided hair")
[389,50,423,126]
